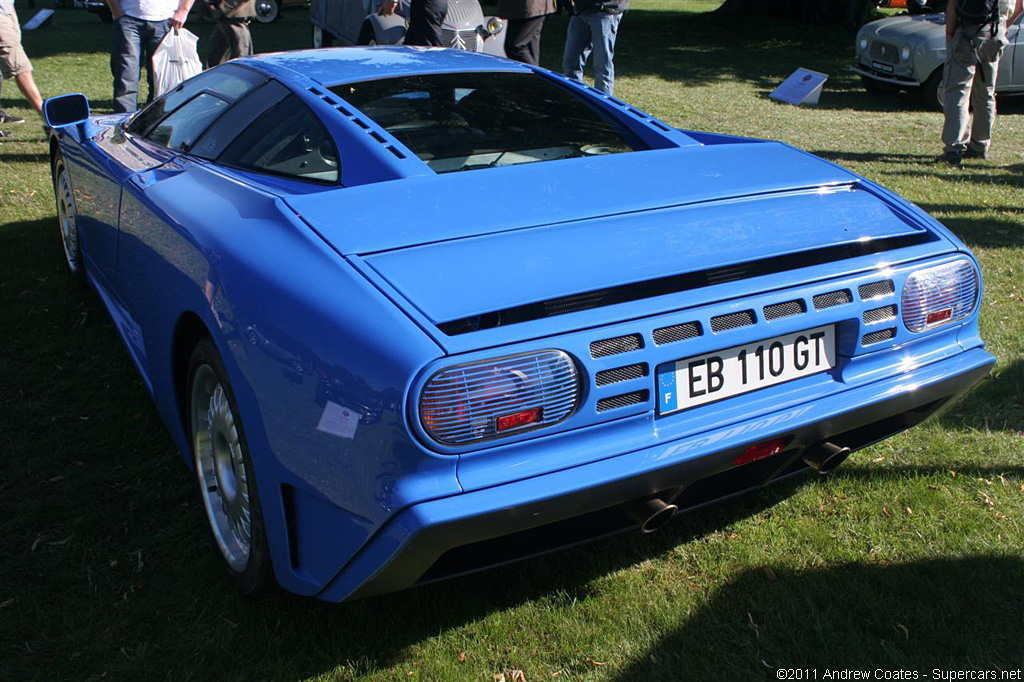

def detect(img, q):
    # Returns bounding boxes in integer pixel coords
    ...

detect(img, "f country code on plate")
[658,325,837,415]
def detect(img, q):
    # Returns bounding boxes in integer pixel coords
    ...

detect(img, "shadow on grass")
[932,358,1024,433]
[611,555,1024,678]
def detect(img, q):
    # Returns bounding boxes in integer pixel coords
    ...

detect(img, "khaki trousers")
[941,21,1008,155]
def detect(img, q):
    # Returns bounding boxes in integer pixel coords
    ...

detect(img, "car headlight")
[900,45,911,61]
[419,350,580,446]
[484,17,503,35]
[901,260,978,333]
[859,38,869,51]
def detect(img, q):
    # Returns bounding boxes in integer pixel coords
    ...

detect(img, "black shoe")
[0,109,25,125]
[964,146,987,160]
[0,130,12,139]
[940,150,963,167]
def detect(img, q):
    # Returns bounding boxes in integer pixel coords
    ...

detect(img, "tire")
[861,74,897,94]
[312,24,335,48]
[51,150,85,284]
[357,22,378,46]
[187,339,277,597]
[922,67,944,111]
[254,0,280,23]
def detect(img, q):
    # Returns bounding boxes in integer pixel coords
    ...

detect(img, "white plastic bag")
[151,28,202,99]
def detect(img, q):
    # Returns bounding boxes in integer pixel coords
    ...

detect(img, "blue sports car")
[44,47,994,601]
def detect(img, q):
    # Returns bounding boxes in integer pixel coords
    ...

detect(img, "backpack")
[956,0,999,24]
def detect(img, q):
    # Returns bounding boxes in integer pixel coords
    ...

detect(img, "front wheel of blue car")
[188,339,277,597]
[52,151,83,283]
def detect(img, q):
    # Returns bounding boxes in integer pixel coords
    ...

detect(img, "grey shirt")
[0,0,15,15]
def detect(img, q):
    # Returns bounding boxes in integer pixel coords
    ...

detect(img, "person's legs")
[13,70,42,116]
[588,11,621,95]
[404,0,448,47]
[141,19,169,106]
[231,20,253,59]
[207,19,231,67]
[0,11,38,119]
[111,15,144,113]
[504,15,545,66]
[561,13,592,83]
[966,31,1001,157]
[940,32,976,157]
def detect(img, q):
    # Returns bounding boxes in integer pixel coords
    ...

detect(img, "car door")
[63,120,176,294]
[111,65,269,368]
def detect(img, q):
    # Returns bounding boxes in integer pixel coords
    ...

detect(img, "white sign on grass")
[770,68,828,106]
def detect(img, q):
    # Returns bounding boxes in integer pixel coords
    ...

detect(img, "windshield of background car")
[331,72,647,173]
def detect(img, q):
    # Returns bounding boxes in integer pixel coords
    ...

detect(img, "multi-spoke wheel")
[52,151,84,282]
[187,339,276,595]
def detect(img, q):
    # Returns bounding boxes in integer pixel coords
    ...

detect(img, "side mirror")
[43,93,91,129]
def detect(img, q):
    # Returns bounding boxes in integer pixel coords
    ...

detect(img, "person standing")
[940,0,1023,164]
[105,0,196,114]
[0,0,44,138]
[377,0,447,47]
[561,0,628,96]
[498,0,555,66]
[201,0,255,66]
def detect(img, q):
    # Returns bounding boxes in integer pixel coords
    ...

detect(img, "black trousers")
[404,0,448,47]
[504,15,547,66]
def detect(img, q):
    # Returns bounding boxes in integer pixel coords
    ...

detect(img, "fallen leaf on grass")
[586,658,605,667]
[882,506,892,518]
[457,650,466,663]
[508,671,526,682]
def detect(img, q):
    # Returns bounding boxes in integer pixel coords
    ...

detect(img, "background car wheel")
[312,24,335,47]
[860,75,897,94]
[254,0,280,23]
[187,339,277,597]
[922,67,944,111]
[358,22,378,45]
[52,151,85,284]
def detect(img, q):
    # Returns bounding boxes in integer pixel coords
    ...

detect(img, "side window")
[146,93,229,152]
[125,64,264,137]
[217,95,339,183]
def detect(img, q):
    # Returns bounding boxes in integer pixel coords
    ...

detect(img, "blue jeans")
[562,10,623,96]
[111,15,170,114]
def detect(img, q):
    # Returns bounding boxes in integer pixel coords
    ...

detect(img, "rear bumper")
[317,347,994,602]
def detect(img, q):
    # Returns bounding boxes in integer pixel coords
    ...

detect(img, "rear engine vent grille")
[859,280,895,300]
[813,289,853,310]
[595,363,648,387]
[763,299,806,321]
[544,291,608,317]
[653,321,702,346]
[863,305,898,324]
[590,334,643,359]
[862,328,896,345]
[597,390,649,412]
[711,311,756,333]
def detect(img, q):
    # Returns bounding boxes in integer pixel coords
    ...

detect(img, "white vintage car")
[309,0,506,55]
[853,12,1024,107]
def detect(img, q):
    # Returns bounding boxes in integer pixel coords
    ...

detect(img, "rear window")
[331,72,645,173]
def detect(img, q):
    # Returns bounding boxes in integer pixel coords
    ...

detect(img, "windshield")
[331,72,645,173]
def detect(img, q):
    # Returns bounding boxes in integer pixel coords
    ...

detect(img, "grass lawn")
[1,3,1022,680]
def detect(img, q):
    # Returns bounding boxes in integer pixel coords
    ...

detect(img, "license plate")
[657,325,836,415]
[872,60,895,74]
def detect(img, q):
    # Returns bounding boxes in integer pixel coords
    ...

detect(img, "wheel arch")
[172,310,213,446]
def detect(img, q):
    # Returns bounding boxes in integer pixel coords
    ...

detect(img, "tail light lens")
[419,350,580,446]
[901,259,978,333]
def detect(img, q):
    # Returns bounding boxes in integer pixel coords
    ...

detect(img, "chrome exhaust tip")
[624,496,679,534]
[803,441,852,475]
